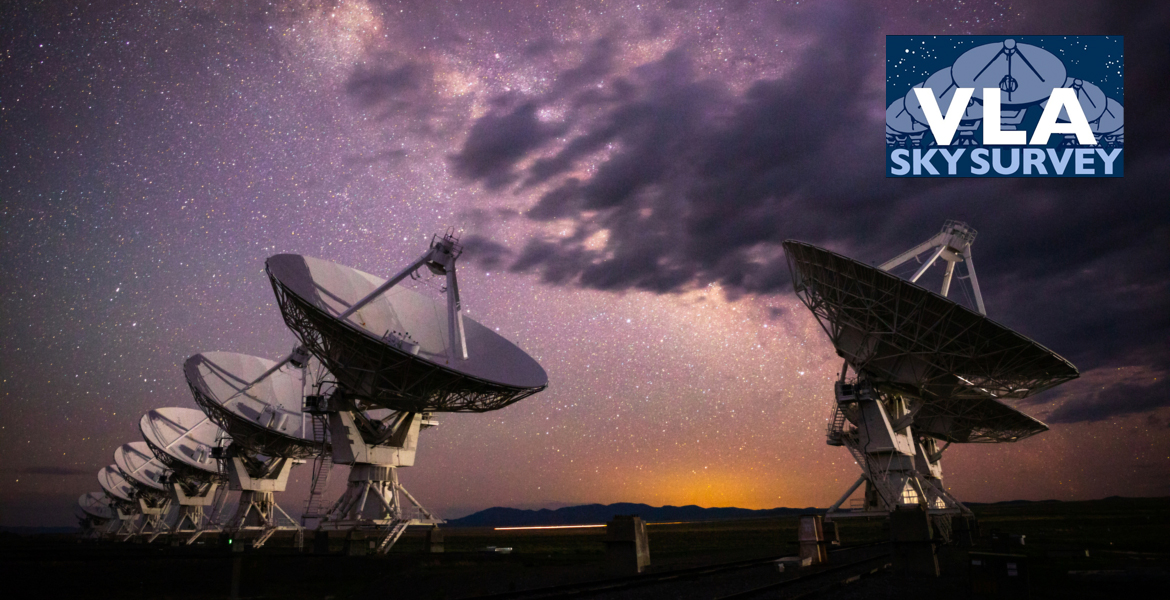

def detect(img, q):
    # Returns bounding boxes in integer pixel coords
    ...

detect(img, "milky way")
[2,0,1168,526]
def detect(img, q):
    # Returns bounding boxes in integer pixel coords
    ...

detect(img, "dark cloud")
[344,58,471,139]
[449,101,567,189]
[1047,377,1170,424]
[1144,414,1170,429]
[548,37,616,99]
[347,62,430,107]
[453,2,896,295]
[448,0,1170,421]
[460,234,513,271]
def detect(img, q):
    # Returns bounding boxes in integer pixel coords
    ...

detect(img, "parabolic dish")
[140,407,225,476]
[79,492,115,520]
[114,442,169,491]
[904,68,984,125]
[912,395,1048,443]
[886,95,928,135]
[184,351,321,459]
[1092,98,1123,135]
[783,240,1077,410]
[952,39,1065,106]
[98,465,135,502]
[265,254,548,412]
[1040,78,1107,123]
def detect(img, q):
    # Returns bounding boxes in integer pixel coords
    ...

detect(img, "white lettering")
[938,148,965,175]
[1023,148,1047,175]
[890,149,910,175]
[970,148,990,175]
[982,89,1027,145]
[914,87,975,146]
[1096,148,1122,175]
[1046,148,1073,175]
[1031,88,1098,145]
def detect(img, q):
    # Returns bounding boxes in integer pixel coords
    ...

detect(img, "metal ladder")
[376,518,411,553]
[301,416,333,526]
[826,405,848,446]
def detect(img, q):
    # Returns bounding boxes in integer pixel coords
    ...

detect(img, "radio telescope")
[904,68,983,146]
[1038,77,1108,146]
[783,221,1078,538]
[140,407,230,544]
[1042,77,1107,123]
[952,39,1065,107]
[98,465,141,539]
[952,39,1066,132]
[77,492,116,540]
[1091,98,1124,148]
[261,230,549,552]
[185,351,324,548]
[885,95,929,148]
[114,442,174,541]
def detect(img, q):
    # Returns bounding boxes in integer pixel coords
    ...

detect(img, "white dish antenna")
[114,442,170,491]
[98,465,135,502]
[140,407,225,475]
[265,241,547,413]
[78,492,115,520]
[185,351,320,457]
[184,351,324,548]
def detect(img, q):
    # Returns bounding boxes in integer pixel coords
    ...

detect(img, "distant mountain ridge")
[447,503,822,527]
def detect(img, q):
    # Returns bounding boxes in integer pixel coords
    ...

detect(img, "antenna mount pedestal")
[168,478,222,544]
[137,494,173,542]
[222,446,303,549]
[824,374,972,541]
[317,401,441,553]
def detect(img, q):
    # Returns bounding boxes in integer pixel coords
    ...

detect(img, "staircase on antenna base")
[301,416,333,526]
[826,405,847,446]
[377,518,411,553]
[254,527,278,548]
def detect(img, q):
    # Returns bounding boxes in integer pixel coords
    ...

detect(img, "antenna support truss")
[879,220,986,315]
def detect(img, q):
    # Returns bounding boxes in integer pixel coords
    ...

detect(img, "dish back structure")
[185,351,325,548]
[114,442,173,541]
[77,492,116,540]
[98,464,142,539]
[265,254,547,413]
[261,231,548,552]
[141,407,231,543]
[783,221,1077,539]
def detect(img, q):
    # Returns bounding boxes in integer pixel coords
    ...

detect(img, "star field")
[2,0,1168,526]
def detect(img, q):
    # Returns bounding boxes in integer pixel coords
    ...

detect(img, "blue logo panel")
[885,36,1123,178]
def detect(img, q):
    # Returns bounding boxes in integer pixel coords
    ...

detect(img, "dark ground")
[3,496,1168,599]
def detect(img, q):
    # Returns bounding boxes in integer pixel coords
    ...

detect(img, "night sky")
[2,0,1168,527]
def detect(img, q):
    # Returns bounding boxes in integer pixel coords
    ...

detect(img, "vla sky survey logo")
[886,36,1123,178]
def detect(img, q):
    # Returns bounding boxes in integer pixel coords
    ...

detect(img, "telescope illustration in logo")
[887,38,1120,148]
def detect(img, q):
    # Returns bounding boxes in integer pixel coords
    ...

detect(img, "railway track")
[470,543,892,599]
[712,552,891,600]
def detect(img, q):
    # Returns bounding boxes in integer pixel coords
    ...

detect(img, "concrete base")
[344,531,371,556]
[891,505,939,577]
[425,526,444,553]
[798,514,829,565]
[605,515,650,575]
[313,530,330,554]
